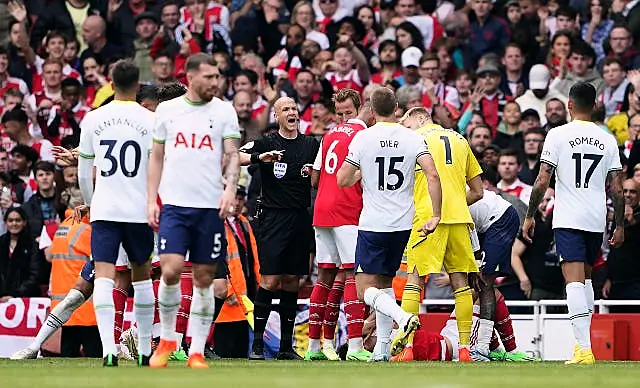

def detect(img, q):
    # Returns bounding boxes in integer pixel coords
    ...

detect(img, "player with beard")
[305,89,375,361]
[239,97,319,360]
[148,53,241,369]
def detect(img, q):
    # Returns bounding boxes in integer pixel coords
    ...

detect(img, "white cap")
[529,64,551,90]
[401,46,422,68]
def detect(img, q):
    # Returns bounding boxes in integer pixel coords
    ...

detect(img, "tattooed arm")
[608,169,625,247]
[522,162,555,242]
[526,162,555,218]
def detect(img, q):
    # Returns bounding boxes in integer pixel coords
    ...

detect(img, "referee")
[239,96,319,360]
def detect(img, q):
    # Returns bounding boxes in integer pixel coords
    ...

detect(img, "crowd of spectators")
[1,0,640,315]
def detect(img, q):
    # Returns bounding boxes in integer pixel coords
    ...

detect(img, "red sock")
[490,330,500,351]
[113,288,128,345]
[309,281,331,340]
[152,279,160,326]
[323,279,344,341]
[176,272,193,338]
[495,293,516,352]
[344,276,365,339]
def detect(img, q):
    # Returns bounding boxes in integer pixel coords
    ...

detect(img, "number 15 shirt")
[540,120,622,233]
[78,100,155,223]
[344,122,430,232]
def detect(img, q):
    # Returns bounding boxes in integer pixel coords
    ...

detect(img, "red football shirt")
[312,118,366,227]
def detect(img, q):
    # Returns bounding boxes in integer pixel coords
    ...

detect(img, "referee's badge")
[274,162,287,178]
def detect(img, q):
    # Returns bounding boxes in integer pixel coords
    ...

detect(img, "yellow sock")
[401,283,422,315]
[453,286,473,346]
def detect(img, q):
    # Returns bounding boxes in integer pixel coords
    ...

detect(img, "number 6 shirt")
[78,100,155,223]
[344,122,429,232]
[540,119,622,233]
[312,118,366,227]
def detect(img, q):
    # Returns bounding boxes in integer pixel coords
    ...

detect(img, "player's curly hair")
[158,82,187,102]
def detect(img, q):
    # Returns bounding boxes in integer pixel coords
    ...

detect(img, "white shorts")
[315,225,358,269]
[115,245,130,271]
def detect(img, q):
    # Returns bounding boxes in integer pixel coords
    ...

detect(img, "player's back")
[541,120,621,232]
[468,189,512,233]
[313,119,366,227]
[79,100,154,223]
[415,125,481,224]
[154,96,240,209]
[346,122,428,232]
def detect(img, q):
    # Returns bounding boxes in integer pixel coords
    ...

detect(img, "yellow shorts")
[407,223,478,276]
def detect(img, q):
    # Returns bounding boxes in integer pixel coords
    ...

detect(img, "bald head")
[233,91,252,121]
[82,15,106,46]
[274,97,300,133]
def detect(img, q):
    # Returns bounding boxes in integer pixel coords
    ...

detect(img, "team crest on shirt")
[274,162,287,178]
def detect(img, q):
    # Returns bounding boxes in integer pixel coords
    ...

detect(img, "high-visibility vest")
[50,215,96,326]
[216,215,260,323]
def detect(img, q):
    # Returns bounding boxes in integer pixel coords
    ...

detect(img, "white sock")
[364,287,409,327]
[348,337,364,353]
[566,282,591,350]
[373,308,393,356]
[133,279,154,357]
[584,279,595,318]
[324,340,336,351]
[477,319,494,354]
[158,278,181,342]
[308,338,321,353]
[94,278,117,357]
[30,289,85,351]
[175,333,184,351]
[187,285,214,356]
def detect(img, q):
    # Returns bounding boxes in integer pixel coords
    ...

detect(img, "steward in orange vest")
[213,186,261,358]
[49,206,102,357]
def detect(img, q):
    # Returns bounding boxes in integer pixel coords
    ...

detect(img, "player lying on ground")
[351,286,538,362]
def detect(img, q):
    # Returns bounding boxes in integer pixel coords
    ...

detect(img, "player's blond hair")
[400,107,431,126]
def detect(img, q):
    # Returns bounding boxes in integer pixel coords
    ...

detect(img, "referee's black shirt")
[243,132,319,209]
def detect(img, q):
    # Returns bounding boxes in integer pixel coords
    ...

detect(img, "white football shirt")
[153,96,241,208]
[469,189,512,234]
[540,120,622,233]
[345,122,429,232]
[78,100,154,223]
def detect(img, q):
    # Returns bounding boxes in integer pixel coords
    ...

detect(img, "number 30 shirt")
[78,100,155,223]
[153,96,241,209]
[312,118,366,227]
[345,122,429,232]
[540,120,622,233]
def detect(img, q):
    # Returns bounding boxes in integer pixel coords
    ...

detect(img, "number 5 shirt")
[540,119,622,233]
[78,100,155,223]
[345,122,429,232]
[312,118,366,227]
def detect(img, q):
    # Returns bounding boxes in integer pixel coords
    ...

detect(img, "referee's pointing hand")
[260,150,284,162]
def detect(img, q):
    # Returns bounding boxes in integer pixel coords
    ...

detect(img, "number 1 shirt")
[540,119,622,233]
[345,121,429,232]
[414,124,482,225]
[78,100,155,223]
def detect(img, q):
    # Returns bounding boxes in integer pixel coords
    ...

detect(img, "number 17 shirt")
[78,100,155,223]
[345,122,429,233]
[540,120,621,233]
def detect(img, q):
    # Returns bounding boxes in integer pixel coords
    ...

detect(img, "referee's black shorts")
[257,208,312,276]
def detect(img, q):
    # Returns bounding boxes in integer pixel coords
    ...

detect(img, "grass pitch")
[1,359,639,388]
